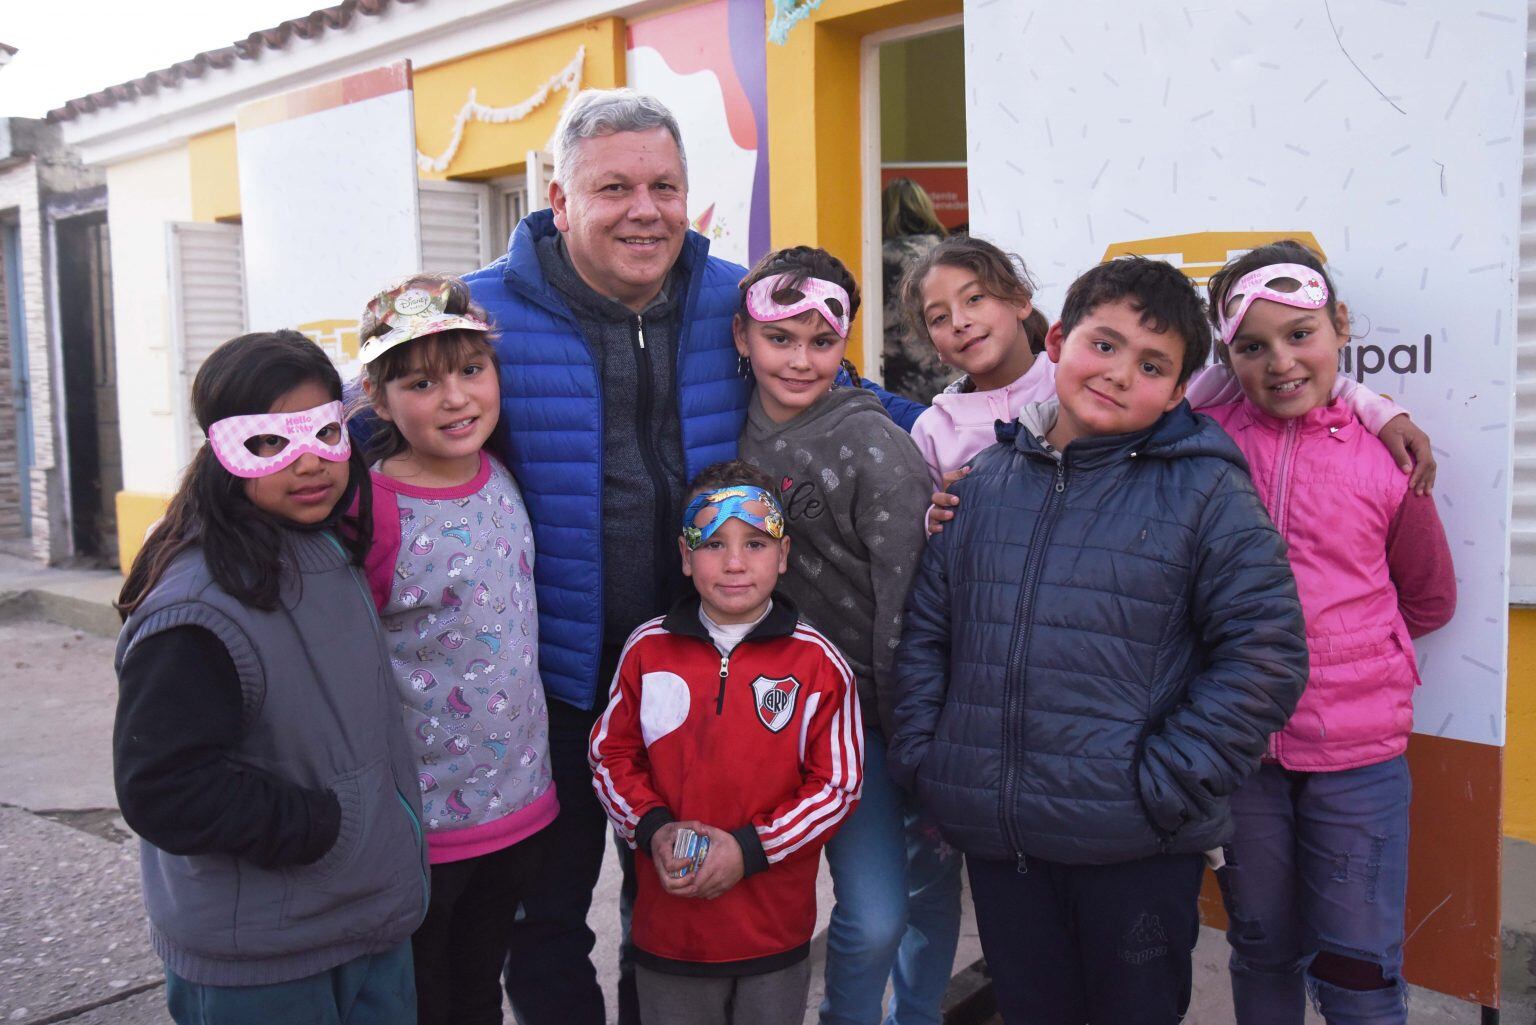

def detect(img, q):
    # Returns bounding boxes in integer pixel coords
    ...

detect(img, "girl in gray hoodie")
[733,247,953,1025]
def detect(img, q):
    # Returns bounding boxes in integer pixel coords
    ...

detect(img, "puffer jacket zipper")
[634,314,675,612]
[999,457,1069,862]
[1266,419,1300,763]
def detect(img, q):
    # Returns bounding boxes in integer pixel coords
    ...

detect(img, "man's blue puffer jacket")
[465,211,924,710]
[889,402,1307,865]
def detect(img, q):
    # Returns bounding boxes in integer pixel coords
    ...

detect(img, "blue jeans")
[1217,757,1411,1025]
[820,728,965,1025]
[165,941,416,1025]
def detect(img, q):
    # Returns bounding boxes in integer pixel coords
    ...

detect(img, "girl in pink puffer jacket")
[1204,240,1456,1025]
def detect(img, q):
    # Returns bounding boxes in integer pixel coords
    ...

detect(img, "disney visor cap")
[358,281,491,365]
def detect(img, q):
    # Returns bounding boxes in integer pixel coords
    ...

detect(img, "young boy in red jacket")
[588,460,863,1025]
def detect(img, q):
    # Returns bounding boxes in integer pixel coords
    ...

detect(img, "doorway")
[54,211,121,564]
[862,18,966,401]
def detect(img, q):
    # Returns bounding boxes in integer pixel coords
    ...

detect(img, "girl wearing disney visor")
[114,331,428,1024]
[730,246,951,1025]
[355,273,557,1025]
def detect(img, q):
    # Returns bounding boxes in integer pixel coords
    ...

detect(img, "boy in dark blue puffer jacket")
[889,257,1307,1025]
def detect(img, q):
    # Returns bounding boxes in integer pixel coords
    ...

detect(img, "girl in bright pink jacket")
[1202,240,1456,1025]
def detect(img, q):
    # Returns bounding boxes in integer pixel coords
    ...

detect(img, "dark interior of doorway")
[55,212,120,565]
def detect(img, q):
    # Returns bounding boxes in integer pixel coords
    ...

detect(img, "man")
[466,88,921,1025]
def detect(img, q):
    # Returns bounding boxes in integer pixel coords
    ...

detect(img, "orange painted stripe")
[237,60,412,132]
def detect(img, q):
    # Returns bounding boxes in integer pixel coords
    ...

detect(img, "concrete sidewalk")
[0,557,1533,1024]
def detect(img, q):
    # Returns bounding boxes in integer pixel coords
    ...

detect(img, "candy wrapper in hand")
[671,827,712,878]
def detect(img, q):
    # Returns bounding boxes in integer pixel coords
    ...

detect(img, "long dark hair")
[117,331,372,617]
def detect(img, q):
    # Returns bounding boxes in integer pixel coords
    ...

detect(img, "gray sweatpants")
[634,960,812,1025]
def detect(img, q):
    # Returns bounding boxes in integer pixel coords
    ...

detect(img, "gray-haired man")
[465,88,752,1025]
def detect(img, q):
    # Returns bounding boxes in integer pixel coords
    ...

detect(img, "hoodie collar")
[503,208,707,322]
[998,400,1242,469]
[662,591,800,644]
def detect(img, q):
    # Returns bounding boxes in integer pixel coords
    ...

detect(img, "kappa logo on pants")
[751,675,801,733]
[1119,912,1170,965]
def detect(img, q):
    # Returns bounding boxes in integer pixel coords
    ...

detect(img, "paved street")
[0,612,1521,1024]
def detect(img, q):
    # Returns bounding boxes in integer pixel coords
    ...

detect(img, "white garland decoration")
[416,45,586,174]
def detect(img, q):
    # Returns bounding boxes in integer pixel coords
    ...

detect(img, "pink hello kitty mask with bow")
[744,274,852,338]
[1215,263,1331,347]
[207,401,351,478]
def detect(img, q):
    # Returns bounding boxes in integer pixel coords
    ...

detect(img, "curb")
[0,588,121,638]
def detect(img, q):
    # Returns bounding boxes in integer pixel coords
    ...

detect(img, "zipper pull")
[1016,853,1029,874]
[636,316,647,349]
[719,655,729,680]
[1054,465,1066,493]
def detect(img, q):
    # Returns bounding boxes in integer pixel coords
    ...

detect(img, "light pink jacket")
[910,360,1404,488]
[1205,399,1452,771]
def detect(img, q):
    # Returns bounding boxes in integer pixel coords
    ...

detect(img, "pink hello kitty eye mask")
[744,275,852,338]
[1215,263,1331,347]
[207,400,351,478]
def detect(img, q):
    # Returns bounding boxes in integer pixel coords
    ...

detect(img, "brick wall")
[0,158,59,562]
[0,218,19,539]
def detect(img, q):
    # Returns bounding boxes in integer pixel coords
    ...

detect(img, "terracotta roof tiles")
[47,0,418,122]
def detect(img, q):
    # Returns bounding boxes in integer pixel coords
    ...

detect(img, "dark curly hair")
[1059,257,1211,384]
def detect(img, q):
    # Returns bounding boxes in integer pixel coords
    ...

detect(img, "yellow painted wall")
[189,127,241,223]
[116,492,170,573]
[414,18,627,181]
[1507,610,1536,841]
[766,0,961,372]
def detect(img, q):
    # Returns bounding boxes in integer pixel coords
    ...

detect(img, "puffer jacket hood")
[891,403,1306,865]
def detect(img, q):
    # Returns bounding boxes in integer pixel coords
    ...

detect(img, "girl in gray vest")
[115,331,429,1025]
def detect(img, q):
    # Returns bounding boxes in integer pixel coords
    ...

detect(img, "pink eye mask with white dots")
[1215,262,1331,347]
[744,274,852,338]
[206,400,351,478]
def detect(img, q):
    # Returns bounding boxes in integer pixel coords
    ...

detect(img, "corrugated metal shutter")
[419,180,493,276]
[1513,3,1536,603]
[168,222,245,462]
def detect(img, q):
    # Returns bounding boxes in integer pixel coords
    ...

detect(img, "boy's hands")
[1380,414,1436,495]
[926,466,971,535]
[650,821,699,896]
[648,821,746,900]
[690,826,745,900]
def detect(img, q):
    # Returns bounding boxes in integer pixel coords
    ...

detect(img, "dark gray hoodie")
[739,385,933,737]
[535,234,690,655]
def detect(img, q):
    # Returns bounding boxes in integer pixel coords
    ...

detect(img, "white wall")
[964,2,1525,749]
[105,147,192,495]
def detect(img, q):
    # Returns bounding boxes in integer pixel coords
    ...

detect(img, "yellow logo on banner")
[1100,231,1328,286]
[297,319,361,364]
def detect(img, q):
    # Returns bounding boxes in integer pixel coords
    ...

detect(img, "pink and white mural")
[625,0,770,268]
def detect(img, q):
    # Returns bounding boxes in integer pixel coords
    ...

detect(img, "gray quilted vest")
[115,529,428,986]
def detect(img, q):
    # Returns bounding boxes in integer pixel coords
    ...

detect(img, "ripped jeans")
[1217,757,1411,1025]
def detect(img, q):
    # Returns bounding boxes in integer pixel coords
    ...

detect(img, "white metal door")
[168,222,246,465]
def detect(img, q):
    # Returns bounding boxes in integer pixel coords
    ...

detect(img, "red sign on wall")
[881,164,968,231]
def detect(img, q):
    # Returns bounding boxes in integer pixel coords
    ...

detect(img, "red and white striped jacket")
[589,594,863,975]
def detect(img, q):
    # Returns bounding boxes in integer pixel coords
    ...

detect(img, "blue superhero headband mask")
[682,486,787,550]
